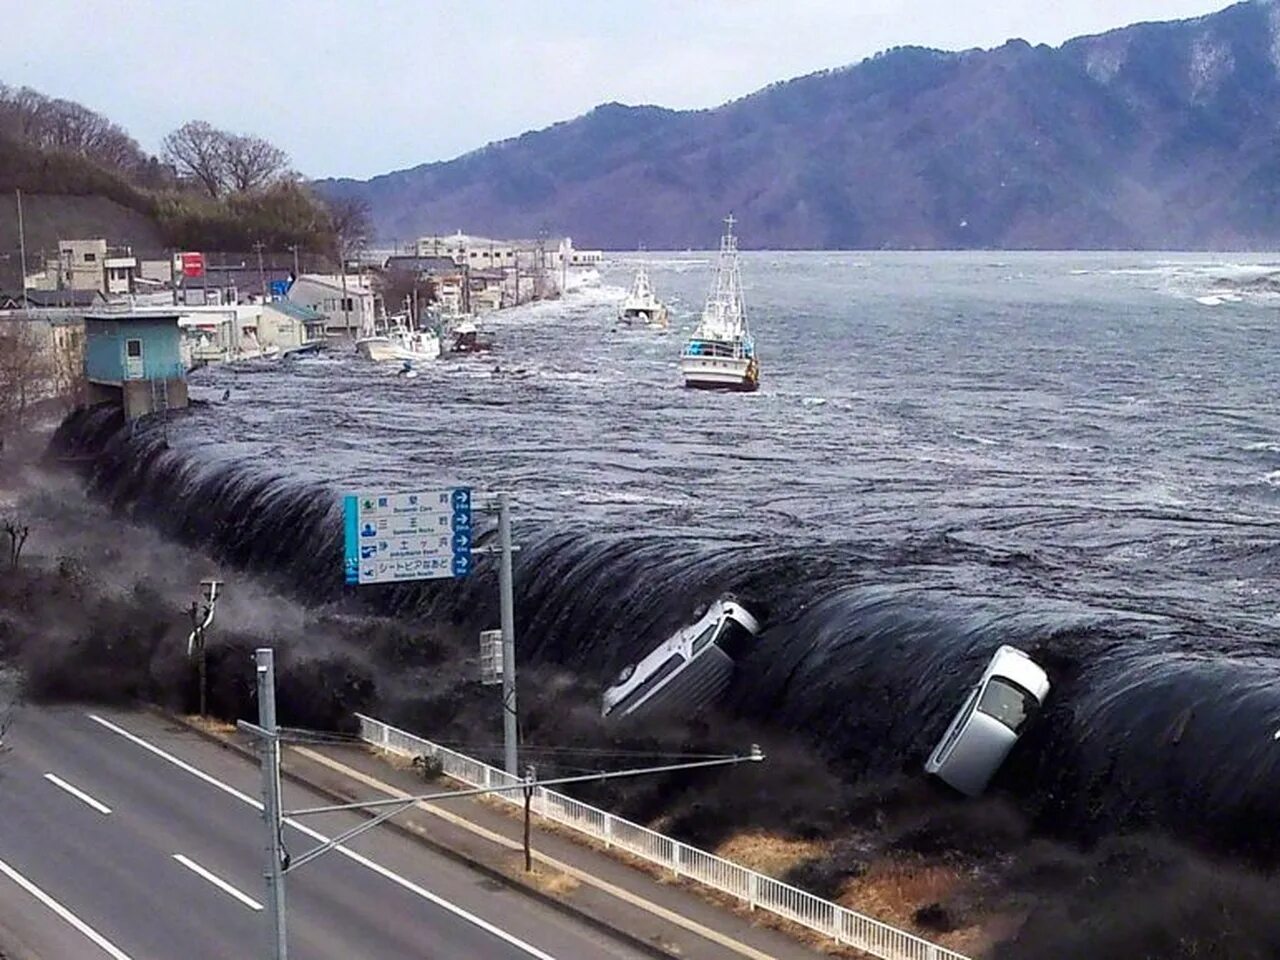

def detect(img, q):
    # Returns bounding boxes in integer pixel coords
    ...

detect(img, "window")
[125,339,143,358]
[610,653,685,716]
[84,252,97,262]
[343,297,354,312]
[689,623,721,658]
[977,679,1037,734]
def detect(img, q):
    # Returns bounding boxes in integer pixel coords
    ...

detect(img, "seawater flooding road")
[0,707,652,960]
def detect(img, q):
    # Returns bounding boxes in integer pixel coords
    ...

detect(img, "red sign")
[180,252,205,278]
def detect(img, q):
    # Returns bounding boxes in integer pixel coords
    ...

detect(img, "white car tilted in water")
[925,644,1050,797]
[601,596,761,722]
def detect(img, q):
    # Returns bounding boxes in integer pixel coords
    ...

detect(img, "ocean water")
[59,251,1280,853]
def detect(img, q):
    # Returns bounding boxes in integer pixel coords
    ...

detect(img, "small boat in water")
[601,596,761,722]
[617,266,669,327]
[446,318,494,354]
[679,215,758,391]
[356,314,441,364]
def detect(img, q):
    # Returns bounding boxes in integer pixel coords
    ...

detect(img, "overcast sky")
[5,0,1233,180]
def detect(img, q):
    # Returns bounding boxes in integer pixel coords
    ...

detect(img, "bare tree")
[162,120,229,197]
[2,517,29,568]
[325,195,372,261]
[223,134,291,192]
[0,322,53,433]
[0,84,146,172]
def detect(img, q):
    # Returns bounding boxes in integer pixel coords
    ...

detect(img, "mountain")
[318,1,1280,249]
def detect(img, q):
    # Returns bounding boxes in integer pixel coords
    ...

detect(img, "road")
[0,706,655,959]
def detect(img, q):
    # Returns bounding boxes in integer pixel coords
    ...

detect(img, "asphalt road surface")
[0,706,656,959]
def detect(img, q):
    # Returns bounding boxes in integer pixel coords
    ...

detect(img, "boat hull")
[679,355,759,392]
[357,335,441,363]
[619,305,669,327]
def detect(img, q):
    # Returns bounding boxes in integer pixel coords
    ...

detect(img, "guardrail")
[356,713,971,960]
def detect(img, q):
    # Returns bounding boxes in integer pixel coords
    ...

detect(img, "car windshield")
[689,622,720,658]
[977,678,1037,734]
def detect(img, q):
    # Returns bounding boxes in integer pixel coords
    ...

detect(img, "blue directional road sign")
[343,487,472,585]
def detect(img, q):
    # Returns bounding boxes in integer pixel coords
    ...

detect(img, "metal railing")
[356,713,971,960]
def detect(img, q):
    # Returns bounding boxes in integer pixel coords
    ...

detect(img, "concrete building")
[58,239,138,295]
[287,274,381,336]
[84,312,188,420]
[0,314,87,409]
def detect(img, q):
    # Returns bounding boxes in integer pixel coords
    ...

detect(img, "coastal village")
[0,231,604,423]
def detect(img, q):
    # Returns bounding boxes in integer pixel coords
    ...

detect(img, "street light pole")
[255,648,288,960]
[498,492,518,776]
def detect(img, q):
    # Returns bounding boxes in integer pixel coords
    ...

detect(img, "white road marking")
[44,773,112,815]
[87,713,558,960]
[0,854,134,960]
[172,854,263,911]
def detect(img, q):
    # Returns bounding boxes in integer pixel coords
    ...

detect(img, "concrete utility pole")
[255,648,288,960]
[186,579,222,718]
[338,233,351,335]
[498,492,518,776]
[15,189,28,302]
[254,241,267,300]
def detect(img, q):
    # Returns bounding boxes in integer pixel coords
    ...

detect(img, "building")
[412,232,603,302]
[0,314,86,413]
[84,312,188,420]
[259,300,326,354]
[0,289,106,310]
[414,233,519,269]
[57,239,138,295]
[384,255,462,279]
[287,274,381,336]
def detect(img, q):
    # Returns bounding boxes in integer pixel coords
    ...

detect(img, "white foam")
[954,431,1000,446]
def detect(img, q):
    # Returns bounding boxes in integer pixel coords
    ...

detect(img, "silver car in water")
[925,644,1050,797]
[601,596,761,722]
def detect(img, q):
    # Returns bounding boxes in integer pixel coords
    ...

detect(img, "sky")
[3,0,1236,181]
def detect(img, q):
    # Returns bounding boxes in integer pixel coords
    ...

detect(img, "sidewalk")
[268,736,842,960]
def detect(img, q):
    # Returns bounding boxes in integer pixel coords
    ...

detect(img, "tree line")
[0,84,366,255]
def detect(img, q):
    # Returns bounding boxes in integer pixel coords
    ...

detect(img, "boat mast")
[705,214,744,334]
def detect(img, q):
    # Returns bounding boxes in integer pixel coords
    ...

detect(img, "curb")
[153,708,679,960]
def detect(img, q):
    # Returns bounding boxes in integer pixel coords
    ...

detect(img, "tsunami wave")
[46,404,1280,862]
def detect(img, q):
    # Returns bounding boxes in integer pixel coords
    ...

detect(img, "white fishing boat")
[356,313,441,364]
[679,215,759,391]
[617,266,669,327]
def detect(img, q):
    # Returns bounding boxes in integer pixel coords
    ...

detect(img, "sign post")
[342,486,517,773]
[497,492,518,776]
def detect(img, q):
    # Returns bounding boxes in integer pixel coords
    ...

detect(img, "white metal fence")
[355,713,971,960]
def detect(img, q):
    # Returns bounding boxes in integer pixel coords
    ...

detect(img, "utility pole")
[288,243,300,279]
[255,648,288,960]
[338,233,351,336]
[186,579,221,717]
[15,189,28,305]
[498,492,518,776]
[254,241,267,300]
[522,764,536,871]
